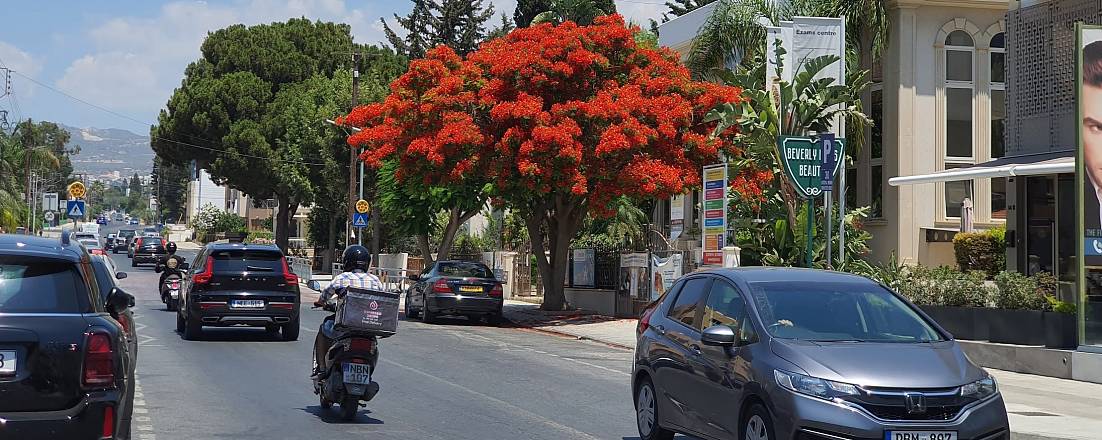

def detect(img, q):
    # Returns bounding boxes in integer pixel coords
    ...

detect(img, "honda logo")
[904,392,927,414]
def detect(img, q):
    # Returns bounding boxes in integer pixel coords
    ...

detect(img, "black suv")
[131,235,166,267]
[0,233,136,439]
[177,243,301,341]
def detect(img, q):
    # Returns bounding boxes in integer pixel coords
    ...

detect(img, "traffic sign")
[820,133,837,191]
[66,200,86,219]
[67,181,86,199]
[44,211,55,222]
[352,212,369,228]
[355,199,371,214]
[777,136,845,198]
[42,193,59,211]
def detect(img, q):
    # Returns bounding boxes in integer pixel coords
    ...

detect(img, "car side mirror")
[107,288,135,312]
[115,272,127,280]
[701,325,737,346]
[179,262,190,271]
[408,274,419,281]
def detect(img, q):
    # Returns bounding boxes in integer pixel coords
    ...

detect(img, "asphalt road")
[101,225,645,440]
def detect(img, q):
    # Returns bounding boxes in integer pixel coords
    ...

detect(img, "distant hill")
[61,124,154,177]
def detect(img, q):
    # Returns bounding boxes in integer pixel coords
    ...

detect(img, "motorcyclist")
[312,245,383,377]
[157,241,186,287]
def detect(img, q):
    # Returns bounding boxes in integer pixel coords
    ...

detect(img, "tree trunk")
[527,196,587,311]
[325,210,337,269]
[417,233,434,266]
[275,196,296,252]
[436,207,481,261]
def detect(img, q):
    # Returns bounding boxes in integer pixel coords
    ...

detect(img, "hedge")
[953,227,1006,278]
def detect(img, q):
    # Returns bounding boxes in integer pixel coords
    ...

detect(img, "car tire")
[404,294,420,319]
[742,403,776,440]
[282,317,300,341]
[131,259,137,267]
[183,316,202,341]
[420,295,435,324]
[176,311,185,333]
[486,313,503,327]
[635,377,675,440]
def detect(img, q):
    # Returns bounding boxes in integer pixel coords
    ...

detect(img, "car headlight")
[960,375,997,400]
[774,370,860,401]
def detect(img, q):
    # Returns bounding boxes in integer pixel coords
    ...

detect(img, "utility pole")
[348,51,361,251]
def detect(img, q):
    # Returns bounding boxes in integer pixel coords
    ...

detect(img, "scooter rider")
[312,245,383,377]
[157,241,186,285]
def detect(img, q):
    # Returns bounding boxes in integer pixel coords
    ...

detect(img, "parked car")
[0,234,136,439]
[115,230,135,253]
[131,235,167,267]
[631,268,1009,440]
[403,260,504,325]
[177,242,300,341]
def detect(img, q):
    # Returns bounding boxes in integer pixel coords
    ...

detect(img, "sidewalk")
[500,301,1102,440]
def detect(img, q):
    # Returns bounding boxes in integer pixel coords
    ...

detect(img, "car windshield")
[437,262,494,278]
[749,281,944,343]
[0,257,87,313]
[210,249,284,272]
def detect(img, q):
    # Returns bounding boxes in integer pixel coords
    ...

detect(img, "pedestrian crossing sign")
[66,200,86,219]
[352,212,369,228]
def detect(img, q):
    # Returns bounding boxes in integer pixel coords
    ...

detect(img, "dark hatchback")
[403,260,503,325]
[177,243,301,341]
[131,235,166,267]
[0,234,136,439]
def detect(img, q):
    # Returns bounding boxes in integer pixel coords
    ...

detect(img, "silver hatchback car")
[631,268,1009,440]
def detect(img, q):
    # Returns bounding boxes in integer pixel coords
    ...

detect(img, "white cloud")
[0,41,43,77]
[56,52,160,113]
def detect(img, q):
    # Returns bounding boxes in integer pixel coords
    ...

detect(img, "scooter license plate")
[343,363,371,385]
[170,289,179,299]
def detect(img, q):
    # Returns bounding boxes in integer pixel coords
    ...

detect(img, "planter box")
[1043,312,1078,349]
[920,305,981,340]
[988,309,1046,345]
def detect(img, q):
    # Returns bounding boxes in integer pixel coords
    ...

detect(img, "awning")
[888,151,1074,186]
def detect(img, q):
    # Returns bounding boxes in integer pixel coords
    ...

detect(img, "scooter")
[312,301,381,420]
[155,252,188,312]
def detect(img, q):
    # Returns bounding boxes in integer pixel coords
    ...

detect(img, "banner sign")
[670,194,685,240]
[650,254,683,300]
[620,253,649,300]
[701,164,727,265]
[1078,24,1102,346]
[571,248,596,288]
[792,16,846,84]
[778,136,845,198]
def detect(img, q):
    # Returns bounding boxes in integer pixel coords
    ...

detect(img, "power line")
[11,70,332,167]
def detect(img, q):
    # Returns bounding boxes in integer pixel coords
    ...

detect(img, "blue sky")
[0,0,667,135]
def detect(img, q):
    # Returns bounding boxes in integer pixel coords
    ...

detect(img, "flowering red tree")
[340,15,744,310]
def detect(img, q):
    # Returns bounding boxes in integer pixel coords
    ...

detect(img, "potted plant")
[1039,274,1077,349]
[909,266,991,340]
[988,272,1047,345]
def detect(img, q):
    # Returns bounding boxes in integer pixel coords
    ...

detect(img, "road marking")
[381,358,603,440]
[444,329,631,377]
[132,377,155,439]
[301,325,318,333]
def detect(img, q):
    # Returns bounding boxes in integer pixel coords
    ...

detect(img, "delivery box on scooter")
[335,287,399,337]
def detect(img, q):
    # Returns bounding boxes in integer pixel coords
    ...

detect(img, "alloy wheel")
[636,383,656,437]
[745,414,768,440]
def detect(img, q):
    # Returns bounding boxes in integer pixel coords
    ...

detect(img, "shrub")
[246,230,274,244]
[953,227,1006,278]
[993,271,1049,310]
[897,265,991,307]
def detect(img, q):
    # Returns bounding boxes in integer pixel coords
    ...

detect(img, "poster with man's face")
[1081,26,1102,267]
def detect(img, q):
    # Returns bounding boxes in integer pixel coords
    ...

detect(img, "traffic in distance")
[0,211,1011,440]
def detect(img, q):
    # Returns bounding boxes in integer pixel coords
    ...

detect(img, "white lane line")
[131,378,156,439]
[381,358,603,440]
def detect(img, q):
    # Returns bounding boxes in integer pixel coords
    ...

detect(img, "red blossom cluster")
[339,15,745,216]
[729,167,775,204]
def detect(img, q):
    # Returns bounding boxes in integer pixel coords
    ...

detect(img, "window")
[945,164,974,218]
[992,177,1007,220]
[210,250,284,272]
[667,277,711,331]
[946,88,974,158]
[871,88,883,159]
[0,258,88,313]
[437,262,494,278]
[991,33,1006,159]
[871,165,883,218]
[990,32,1005,83]
[702,280,746,329]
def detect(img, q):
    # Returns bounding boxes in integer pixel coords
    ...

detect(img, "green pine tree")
[486,12,515,40]
[436,0,495,55]
[382,0,437,59]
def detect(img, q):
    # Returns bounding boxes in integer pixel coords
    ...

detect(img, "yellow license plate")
[459,285,483,293]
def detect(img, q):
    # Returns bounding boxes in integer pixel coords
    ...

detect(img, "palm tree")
[685,0,888,79]
[0,129,60,232]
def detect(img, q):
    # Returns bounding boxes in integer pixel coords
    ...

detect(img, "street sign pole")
[805,198,814,268]
[820,133,836,270]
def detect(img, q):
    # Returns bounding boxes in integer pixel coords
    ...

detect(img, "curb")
[503,317,634,351]
[1012,434,1089,440]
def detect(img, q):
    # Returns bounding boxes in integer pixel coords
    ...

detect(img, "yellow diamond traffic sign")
[67,181,86,199]
[355,199,371,214]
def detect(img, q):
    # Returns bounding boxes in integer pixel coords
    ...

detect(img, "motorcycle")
[312,300,381,420]
[155,253,188,312]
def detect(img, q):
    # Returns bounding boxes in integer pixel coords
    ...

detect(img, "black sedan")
[131,235,166,267]
[177,242,301,341]
[0,234,136,439]
[404,260,504,326]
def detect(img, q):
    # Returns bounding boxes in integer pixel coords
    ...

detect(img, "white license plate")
[886,431,956,440]
[343,363,371,385]
[0,350,16,376]
[170,290,179,299]
[230,299,265,309]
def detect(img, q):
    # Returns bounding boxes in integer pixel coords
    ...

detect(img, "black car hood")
[769,338,984,389]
